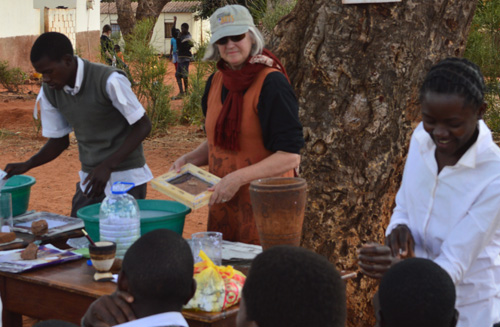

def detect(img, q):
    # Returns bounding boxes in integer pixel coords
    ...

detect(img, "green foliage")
[125,19,176,134]
[181,40,217,126]
[465,0,500,78]
[248,0,296,32]
[0,61,27,93]
[465,0,500,132]
[197,0,250,20]
[197,0,296,32]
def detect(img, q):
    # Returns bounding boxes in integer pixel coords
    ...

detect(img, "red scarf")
[214,49,289,151]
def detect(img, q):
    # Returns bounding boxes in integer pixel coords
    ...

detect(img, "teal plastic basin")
[1,175,36,216]
[77,199,191,241]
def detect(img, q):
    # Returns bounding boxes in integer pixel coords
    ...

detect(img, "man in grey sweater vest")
[4,32,153,217]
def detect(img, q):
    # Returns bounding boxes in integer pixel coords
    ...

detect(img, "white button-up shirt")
[34,57,153,196]
[113,311,188,327]
[387,120,500,327]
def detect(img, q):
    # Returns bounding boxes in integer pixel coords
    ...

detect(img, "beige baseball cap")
[209,5,255,44]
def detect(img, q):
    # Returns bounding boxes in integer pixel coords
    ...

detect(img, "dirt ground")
[0,61,209,239]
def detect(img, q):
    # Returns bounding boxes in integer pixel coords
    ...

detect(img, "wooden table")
[0,259,239,327]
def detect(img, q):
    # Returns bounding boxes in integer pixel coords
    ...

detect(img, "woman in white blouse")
[359,58,500,327]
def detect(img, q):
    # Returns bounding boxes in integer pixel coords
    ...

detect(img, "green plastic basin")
[1,175,36,217]
[77,199,191,242]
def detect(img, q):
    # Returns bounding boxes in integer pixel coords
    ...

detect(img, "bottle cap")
[111,181,135,194]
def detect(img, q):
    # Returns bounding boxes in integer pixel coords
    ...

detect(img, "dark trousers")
[70,182,147,217]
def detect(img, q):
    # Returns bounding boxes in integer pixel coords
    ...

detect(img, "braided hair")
[419,57,485,110]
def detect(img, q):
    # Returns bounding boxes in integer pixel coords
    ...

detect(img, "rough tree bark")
[270,1,477,326]
[116,0,170,37]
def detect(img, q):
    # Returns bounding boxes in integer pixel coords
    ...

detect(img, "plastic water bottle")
[99,182,140,259]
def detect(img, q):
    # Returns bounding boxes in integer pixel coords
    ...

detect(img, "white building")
[0,0,100,72]
[101,1,209,55]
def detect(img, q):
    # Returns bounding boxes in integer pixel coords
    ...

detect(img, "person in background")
[170,28,180,72]
[100,24,114,66]
[170,5,304,244]
[376,258,458,327]
[171,16,193,99]
[4,32,152,217]
[81,229,196,327]
[237,246,346,327]
[358,57,500,327]
[114,44,126,67]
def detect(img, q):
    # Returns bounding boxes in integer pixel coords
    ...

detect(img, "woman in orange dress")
[171,5,304,244]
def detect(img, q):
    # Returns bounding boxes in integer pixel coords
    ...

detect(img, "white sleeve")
[385,179,410,236]
[434,179,500,284]
[385,135,417,236]
[39,87,72,138]
[105,72,145,125]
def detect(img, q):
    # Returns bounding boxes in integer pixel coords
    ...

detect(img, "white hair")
[203,26,265,63]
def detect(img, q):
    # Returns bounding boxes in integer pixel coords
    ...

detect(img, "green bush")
[248,0,297,33]
[0,61,27,93]
[181,40,217,126]
[465,0,500,132]
[125,19,176,134]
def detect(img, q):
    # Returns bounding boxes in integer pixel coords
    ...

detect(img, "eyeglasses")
[215,34,246,45]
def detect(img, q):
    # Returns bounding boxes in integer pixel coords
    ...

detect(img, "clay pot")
[249,177,307,250]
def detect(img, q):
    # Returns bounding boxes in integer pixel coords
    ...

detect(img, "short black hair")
[114,44,121,51]
[379,258,456,327]
[30,32,74,64]
[419,57,485,109]
[102,24,112,33]
[181,23,189,30]
[122,229,194,304]
[33,320,78,327]
[173,28,180,38]
[243,246,346,327]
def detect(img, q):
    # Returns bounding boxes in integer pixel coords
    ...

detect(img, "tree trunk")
[116,0,170,37]
[136,0,170,26]
[271,1,477,326]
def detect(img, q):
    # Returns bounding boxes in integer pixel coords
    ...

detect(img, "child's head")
[30,32,75,90]
[419,57,486,161]
[114,44,121,52]
[181,23,189,34]
[237,246,346,327]
[31,32,74,64]
[33,320,78,327]
[173,28,180,38]
[377,258,457,327]
[119,229,195,312]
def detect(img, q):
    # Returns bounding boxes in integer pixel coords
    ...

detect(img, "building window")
[165,22,174,38]
[111,23,121,38]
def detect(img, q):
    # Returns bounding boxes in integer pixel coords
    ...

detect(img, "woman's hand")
[169,155,187,173]
[208,171,242,206]
[358,242,400,279]
[385,224,415,259]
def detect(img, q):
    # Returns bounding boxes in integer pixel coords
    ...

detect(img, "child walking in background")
[170,28,179,71]
[359,57,500,327]
[171,16,193,99]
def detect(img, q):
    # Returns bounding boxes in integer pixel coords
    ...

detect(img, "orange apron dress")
[205,68,295,244]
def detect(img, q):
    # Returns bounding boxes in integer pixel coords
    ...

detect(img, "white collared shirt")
[34,57,153,195]
[113,311,189,327]
[387,120,500,326]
